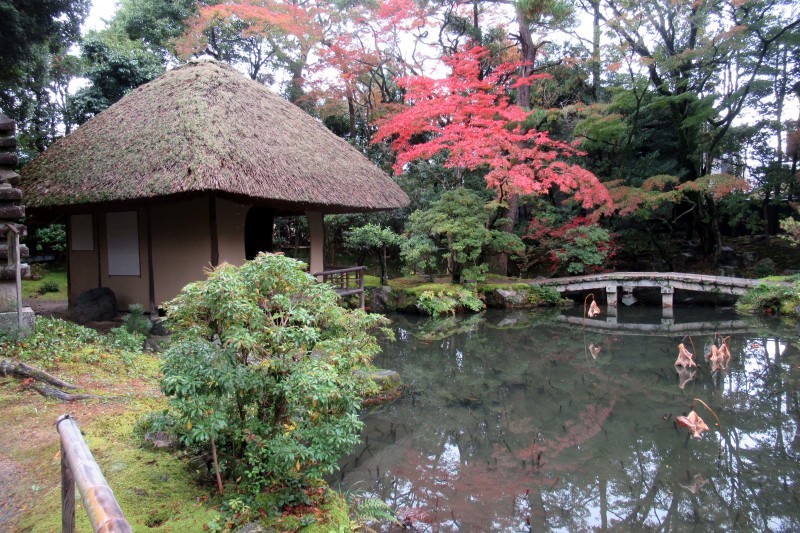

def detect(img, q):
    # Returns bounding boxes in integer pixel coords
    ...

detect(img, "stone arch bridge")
[537,272,784,318]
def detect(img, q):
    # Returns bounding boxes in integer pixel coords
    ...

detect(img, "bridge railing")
[57,414,132,533]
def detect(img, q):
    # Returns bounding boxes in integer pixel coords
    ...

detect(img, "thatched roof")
[21,60,408,214]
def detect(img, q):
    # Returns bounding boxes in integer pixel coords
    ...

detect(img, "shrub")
[37,280,60,295]
[160,253,390,494]
[106,327,146,353]
[527,285,562,306]
[123,303,152,335]
[0,317,143,369]
[416,286,485,316]
[737,282,799,315]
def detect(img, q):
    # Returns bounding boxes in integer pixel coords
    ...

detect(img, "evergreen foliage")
[160,253,390,493]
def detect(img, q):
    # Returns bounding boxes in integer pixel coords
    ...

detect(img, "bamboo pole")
[56,415,132,533]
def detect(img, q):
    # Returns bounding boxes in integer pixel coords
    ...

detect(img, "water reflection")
[335,308,800,531]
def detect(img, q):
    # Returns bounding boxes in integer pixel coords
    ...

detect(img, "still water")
[335,308,800,531]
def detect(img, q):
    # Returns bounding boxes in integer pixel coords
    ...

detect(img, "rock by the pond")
[369,285,393,313]
[358,368,403,405]
[71,287,116,324]
[484,288,528,308]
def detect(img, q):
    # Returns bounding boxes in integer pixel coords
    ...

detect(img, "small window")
[70,214,94,251]
[106,211,140,276]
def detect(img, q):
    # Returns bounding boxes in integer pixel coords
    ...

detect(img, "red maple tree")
[373,45,611,210]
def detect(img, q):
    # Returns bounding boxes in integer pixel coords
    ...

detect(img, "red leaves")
[674,343,697,368]
[676,410,710,439]
[373,46,611,210]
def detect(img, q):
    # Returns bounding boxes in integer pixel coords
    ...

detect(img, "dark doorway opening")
[245,207,276,260]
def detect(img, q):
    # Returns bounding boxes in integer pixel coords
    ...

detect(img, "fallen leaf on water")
[587,301,601,318]
[676,410,709,438]
[676,366,696,390]
[680,472,708,494]
[588,343,601,359]
[674,343,697,367]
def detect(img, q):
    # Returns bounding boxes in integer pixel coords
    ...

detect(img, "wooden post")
[61,437,76,533]
[306,211,325,280]
[358,268,364,310]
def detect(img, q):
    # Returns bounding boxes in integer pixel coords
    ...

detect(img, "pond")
[334,308,800,531]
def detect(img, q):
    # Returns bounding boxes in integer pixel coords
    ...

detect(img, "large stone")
[71,287,117,324]
[484,288,528,308]
[368,285,393,313]
[358,368,403,406]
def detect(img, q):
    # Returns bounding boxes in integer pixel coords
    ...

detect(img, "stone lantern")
[0,112,34,335]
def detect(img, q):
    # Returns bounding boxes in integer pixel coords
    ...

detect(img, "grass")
[22,266,68,301]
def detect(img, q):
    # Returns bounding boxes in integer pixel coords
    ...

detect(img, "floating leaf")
[680,472,708,494]
[676,410,709,438]
[588,343,601,359]
[676,366,696,390]
[587,301,601,318]
[674,343,697,367]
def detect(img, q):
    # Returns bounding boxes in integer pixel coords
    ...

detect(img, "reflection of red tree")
[390,399,616,530]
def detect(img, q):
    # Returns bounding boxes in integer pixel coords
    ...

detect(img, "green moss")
[737,282,800,316]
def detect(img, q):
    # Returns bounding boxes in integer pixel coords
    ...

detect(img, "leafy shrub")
[527,285,562,306]
[106,327,146,354]
[416,286,485,316]
[33,224,66,256]
[37,280,60,295]
[526,213,614,275]
[160,253,390,494]
[0,317,143,369]
[123,303,152,335]
[780,217,800,246]
[737,282,799,315]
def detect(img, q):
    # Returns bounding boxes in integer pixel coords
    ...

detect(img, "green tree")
[0,0,88,86]
[402,188,524,283]
[68,31,165,125]
[344,224,403,285]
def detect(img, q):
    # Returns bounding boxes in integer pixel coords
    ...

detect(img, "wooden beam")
[209,196,219,267]
[146,208,156,316]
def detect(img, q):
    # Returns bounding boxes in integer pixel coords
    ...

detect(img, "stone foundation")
[0,307,35,337]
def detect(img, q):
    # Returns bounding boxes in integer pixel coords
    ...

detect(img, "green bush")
[37,280,60,294]
[553,224,613,275]
[416,286,485,316]
[526,285,563,306]
[0,317,143,369]
[123,303,152,335]
[160,253,390,494]
[737,282,799,315]
[106,327,146,353]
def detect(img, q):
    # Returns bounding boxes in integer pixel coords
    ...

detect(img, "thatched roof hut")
[20,59,408,313]
[23,59,408,214]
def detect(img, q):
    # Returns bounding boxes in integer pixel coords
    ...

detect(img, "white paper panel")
[106,211,140,276]
[70,214,94,251]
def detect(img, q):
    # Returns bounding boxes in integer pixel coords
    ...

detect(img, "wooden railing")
[57,414,132,533]
[314,266,365,310]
